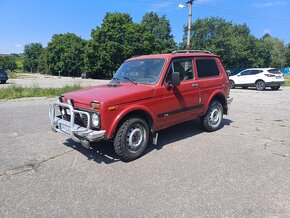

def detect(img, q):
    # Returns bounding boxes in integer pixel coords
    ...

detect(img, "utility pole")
[186,0,193,49]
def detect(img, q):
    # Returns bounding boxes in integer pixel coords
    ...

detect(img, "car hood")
[63,83,156,108]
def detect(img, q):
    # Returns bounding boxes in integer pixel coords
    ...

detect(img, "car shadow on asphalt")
[63,140,120,164]
[63,118,233,164]
[145,118,233,154]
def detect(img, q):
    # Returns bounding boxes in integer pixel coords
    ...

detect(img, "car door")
[235,70,252,85]
[161,58,201,127]
[250,70,263,84]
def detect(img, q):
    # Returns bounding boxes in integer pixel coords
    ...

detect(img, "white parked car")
[229,68,285,91]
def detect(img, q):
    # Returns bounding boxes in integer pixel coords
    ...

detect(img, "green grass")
[15,56,24,70]
[7,71,21,79]
[0,85,82,100]
[284,75,290,87]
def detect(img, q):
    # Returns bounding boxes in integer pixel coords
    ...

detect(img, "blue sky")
[0,0,290,54]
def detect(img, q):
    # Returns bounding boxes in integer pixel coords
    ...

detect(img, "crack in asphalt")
[0,150,74,178]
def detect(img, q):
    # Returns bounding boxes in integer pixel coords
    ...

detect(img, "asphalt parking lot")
[0,87,290,217]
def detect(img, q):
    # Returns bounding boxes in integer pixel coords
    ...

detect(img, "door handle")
[192,83,198,88]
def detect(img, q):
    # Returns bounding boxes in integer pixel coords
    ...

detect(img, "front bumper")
[49,100,106,143]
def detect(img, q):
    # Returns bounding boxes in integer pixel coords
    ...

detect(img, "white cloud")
[263,29,271,34]
[14,44,23,48]
[253,1,287,8]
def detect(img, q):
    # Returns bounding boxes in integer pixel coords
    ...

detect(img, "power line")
[119,0,290,24]
[193,4,290,24]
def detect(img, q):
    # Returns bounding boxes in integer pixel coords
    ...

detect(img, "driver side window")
[165,59,193,82]
[240,70,251,76]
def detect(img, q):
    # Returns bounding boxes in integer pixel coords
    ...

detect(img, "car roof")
[241,68,278,71]
[128,52,217,61]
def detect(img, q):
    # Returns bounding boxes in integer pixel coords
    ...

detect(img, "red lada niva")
[49,50,233,161]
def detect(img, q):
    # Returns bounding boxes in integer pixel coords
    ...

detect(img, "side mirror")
[237,73,241,76]
[172,71,180,86]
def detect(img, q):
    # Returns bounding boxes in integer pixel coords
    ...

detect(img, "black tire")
[0,80,6,84]
[271,86,280,90]
[229,80,235,89]
[201,100,223,132]
[242,86,248,89]
[256,80,266,91]
[114,116,149,161]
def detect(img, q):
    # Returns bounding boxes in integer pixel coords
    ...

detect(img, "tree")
[86,12,155,77]
[250,38,271,68]
[0,56,17,71]
[0,56,5,69]
[286,43,290,67]
[5,56,17,72]
[46,33,86,76]
[37,48,50,74]
[141,12,177,53]
[24,43,43,73]
[261,34,287,68]
[182,17,258,69]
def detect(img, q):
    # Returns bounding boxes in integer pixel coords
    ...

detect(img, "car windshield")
[111,58,165,84]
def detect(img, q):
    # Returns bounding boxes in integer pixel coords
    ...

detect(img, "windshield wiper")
[122,77,138,85]
[111,77,120,82]
[107,77,120,87]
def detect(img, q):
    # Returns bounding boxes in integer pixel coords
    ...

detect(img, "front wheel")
[201,100,223,132]
[114,116,149,161]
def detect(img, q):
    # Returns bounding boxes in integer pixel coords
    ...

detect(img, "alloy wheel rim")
[257,82,264,90]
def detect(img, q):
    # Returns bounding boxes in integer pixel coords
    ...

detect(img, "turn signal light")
[90,102,101,110]
[108,105,117,111]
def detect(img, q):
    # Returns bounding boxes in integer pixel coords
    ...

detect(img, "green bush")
[284,75,290,86]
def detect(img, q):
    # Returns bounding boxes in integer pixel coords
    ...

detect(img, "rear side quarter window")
[196,59,220,78]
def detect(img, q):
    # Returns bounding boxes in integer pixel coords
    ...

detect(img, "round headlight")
[91,113,99,127]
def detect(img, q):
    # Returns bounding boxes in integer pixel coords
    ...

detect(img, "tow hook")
[80,140,91,149]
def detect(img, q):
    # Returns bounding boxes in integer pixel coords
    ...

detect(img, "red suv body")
[49,51,232,161]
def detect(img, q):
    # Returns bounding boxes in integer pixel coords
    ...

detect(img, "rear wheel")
[256,80,266,91]
[229,80,235,89]
[271,86,280,90]
[0,80,6,84]
[201,100,223,132]
[114,116,149,161]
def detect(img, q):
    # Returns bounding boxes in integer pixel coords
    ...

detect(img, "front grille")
[75,112,88,127]
[58,106,90,128]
